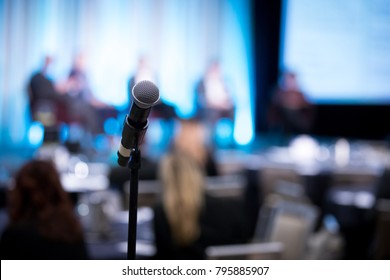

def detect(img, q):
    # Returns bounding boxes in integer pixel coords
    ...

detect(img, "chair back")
[206,242,284,260]
[255,196,319,259]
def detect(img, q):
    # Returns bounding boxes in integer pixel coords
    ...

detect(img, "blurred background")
[0,0,390,260]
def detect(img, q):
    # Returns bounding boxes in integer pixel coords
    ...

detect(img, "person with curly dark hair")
[0,160,88,259]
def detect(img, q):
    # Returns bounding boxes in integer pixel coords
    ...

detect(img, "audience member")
[172,117,218,176]
[0,160,88,259]
[153,152,248,259]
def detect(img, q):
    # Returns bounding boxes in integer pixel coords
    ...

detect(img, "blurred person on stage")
[27,55,63,127]
[59,53,114,136]
[65,52,106,108]
[153,152,248,259]
[128,56,158,101]
[268,70,315,135]
[194,59,235,125]
[0,160,88,259]
[127,55,176,120]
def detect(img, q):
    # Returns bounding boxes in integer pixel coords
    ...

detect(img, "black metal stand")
[127,147,141,260]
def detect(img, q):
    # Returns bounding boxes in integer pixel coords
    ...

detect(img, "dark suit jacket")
[0,223,88,260]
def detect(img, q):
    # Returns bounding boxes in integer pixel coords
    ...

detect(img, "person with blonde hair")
[172,117,218,176]
[153,152,248,259]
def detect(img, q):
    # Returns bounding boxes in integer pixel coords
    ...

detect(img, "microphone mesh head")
[132,80,160,109]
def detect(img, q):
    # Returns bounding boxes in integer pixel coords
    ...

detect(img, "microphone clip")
[117,114,147,167]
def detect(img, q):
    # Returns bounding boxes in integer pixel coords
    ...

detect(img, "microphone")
[117,80,160,167]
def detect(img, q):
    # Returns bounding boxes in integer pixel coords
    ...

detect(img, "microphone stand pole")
[127,145,141,260]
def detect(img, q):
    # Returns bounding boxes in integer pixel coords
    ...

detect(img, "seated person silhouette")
[127,56,176,120]
[171,117,218,176]
[28,55,62,126]
[60,53,114,135]
[269,71,315,135]
[153,152,248,259]
[194,60,235,124]
[0,160,88,259]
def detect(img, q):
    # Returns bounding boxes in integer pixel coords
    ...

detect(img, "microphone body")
[117,81,160,167]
